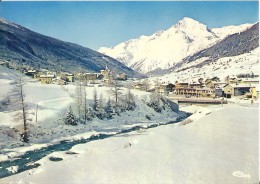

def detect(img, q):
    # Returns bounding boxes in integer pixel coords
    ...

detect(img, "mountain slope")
[185,23,259,63]
[158,47,259,83]
[98,17,252,74]
[166,22,259,73]
[0,18,140,77]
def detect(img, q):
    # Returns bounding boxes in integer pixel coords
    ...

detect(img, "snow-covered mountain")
[98,17,252,74]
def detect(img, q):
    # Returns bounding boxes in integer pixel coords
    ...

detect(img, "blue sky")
[0,1,258,50]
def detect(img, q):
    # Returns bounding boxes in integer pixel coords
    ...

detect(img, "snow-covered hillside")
[99,17,252,74]
[157,48,259,83]
[0,66,182,156]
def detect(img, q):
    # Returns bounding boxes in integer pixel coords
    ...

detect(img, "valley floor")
[1,103,258,184]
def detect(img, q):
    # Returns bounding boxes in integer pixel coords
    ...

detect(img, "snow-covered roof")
[66,73,74,76]
[27,70,37,73]
[84,73,100,75]
[40,75,55,78]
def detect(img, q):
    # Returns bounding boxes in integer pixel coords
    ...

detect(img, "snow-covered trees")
[104,98,114,119]
[65,105,77,126]
[109,80,122,107]
[9,77,30,142]
[93,88,99,111]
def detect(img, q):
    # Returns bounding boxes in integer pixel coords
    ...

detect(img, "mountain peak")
[175,17,207,30]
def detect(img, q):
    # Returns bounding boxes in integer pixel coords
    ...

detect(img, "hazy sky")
[0,1,258,50]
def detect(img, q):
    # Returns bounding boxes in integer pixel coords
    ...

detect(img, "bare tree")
[82,80,88,123]
[93,88,99,111]
[142,79,150,91]
[75,76,86,122]
[109,80,122,106]
[10,77,29,142]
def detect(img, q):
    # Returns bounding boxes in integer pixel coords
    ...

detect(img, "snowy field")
[1,103,258,184]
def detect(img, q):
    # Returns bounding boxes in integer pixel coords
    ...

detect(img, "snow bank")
[1,103,258,184]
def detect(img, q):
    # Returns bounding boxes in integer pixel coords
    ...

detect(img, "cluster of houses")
[29,66,127,85]
[133,76,259,100]
[0,60,127,85]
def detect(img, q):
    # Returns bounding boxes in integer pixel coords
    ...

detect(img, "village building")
[34,73,42,80]
[39,75,55,84]
[223,83,251,98]
[215,87,223,97]
[25,70,38,77]
[100,65,114,84]
[100,65,111,79]
[156,83,175,95]
[65,73,74,82]
[174,87,215,97]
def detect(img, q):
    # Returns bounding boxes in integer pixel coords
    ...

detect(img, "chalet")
[66,73,74,82]
[156,83,175,95]
[223,83,251,97]
[25,70,38,77]
[39,75,55,84]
